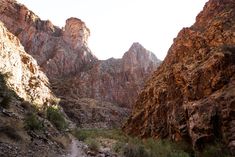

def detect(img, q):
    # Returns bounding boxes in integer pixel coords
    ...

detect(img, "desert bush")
[85,138,100,152]
[72,128,89,141]
[145,139,190,157]
[123,143,149,157]
[46,106,67,131]
[25,113,43,130]
[113,141,125,153]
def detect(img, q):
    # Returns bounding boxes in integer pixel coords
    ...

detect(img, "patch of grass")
[25,113,43,131]
[46,106,67,131]
[72,128,90,141]
[199,143,229,157]
[85,138,100,152]
[144,138,190,157]
[123,143,149,157]
[113,141,125,153]
[72,128,190,157]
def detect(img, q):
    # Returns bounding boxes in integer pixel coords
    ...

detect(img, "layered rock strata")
[123,0,235,153]
[0,0,161,108]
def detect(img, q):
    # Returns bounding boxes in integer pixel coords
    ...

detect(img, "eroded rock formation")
[0,0,97,78]
[54,42,160,107]
[0,21,57,106]
[0,0,161,108]
[123,0,235,153]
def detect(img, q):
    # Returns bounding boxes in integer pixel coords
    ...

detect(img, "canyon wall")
[123,0,235,153]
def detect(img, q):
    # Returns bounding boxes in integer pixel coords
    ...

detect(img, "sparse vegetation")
[123,143,149,157]
[72,128,127,142]
[72,128,90,141]
[72,128,192,157]
[25,113,43,130]
[198,143,229,157]
[112,141,124,153]
[46,106,67,131]
[85,138,100,152]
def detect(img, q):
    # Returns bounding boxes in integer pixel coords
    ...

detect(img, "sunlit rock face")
[0,0,97,78]
[123,0,235,153]
[0,21,57,107]
[63,17,90,49]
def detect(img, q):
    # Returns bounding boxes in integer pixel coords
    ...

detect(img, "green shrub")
[85,138,100,152]
[72,128,89,141]
[46,106,67,131]
[145,139,190,157]
[123,143,149,157]
[113,141,125,153]
[25,113,43,130]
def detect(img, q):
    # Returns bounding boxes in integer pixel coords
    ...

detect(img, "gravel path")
[66,136,87,157]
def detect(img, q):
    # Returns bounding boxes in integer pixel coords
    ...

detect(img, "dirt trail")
[66,136,87,157]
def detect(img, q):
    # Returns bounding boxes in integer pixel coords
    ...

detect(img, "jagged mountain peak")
[122,42,161,72]
[124,42,159,61]
[63,17,90,49]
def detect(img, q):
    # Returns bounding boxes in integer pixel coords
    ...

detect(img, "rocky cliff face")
[0,21,71,157]
[52,43,160,127]
[0,0,97,78]
[0,0,161,108]
[54,42,160,107]
[0,21,57,107]
[123,0,235,153]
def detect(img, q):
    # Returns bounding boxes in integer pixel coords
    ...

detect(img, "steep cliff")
[0,21,71,156]
[0,0,161,109]
[0,0,97,78]
[123,0,235,153]
[54,42,160,108]
[0,21,56,107]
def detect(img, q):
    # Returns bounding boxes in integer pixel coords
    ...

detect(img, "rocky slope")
[123,0,235,153]
[0,21,71,157]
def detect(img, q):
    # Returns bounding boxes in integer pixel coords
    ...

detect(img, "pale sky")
[17,0,208,60]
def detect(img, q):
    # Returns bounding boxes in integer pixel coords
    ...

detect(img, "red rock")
[0,0,97,78]
[123,0,235,153]
[0,0,161,108]
[53,43,160,107]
